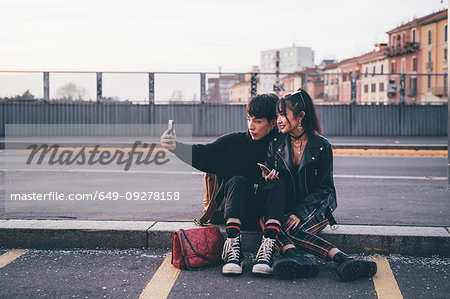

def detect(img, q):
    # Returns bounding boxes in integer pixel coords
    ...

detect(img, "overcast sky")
[0,0,447,100]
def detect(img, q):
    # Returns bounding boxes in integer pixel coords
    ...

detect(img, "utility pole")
[273,51,284,95]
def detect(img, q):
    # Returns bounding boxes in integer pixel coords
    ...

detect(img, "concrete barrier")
[1,220,448,257]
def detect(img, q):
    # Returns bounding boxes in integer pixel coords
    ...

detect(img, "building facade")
[323,63,341,102]
[259,44,315,94]
[386,9,447,103]
[229,66,260,102]
[207,74,244,102]
[359,45,389,104]
[419,10,448,102]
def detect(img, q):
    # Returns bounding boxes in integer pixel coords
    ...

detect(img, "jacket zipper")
[276,149,297,200]
[304,166,309,195]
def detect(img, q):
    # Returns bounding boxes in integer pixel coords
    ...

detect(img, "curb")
[0,220,449,257]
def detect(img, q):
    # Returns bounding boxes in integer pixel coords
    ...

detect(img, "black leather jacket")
[265,132,337,224]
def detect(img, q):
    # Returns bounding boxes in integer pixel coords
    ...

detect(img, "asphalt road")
[0,248,448,298]
[1,151,449,226]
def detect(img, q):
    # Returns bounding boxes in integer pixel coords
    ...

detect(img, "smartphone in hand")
[168,120,174,135]
[257,163,271,176]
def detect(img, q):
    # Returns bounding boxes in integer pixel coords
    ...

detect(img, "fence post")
[96,72,102,101]
[447,74,449,185]
[200,73,206,103]
[43,72,49,100]
[400,74,405,104]
[350,72,357,104]
[148,72,155,104]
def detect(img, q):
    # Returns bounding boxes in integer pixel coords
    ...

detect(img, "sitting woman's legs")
[278,210,377,281]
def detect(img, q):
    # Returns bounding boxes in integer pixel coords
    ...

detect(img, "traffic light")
[251,73,257,96]
[273,82,285,92]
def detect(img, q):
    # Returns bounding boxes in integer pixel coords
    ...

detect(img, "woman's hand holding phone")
[258,163,279,181]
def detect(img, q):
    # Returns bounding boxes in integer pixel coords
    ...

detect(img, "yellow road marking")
[0,249,30,268]
[139,253,180,299]
[373,256,403,299]
[334,149,446,156]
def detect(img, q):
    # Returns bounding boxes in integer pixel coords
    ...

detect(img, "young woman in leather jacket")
[262,89,377,281]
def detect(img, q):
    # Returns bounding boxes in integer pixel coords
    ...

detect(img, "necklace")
[289,130,305,140]
[290,131,306,154]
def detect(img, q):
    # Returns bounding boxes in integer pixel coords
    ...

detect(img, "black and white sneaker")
[252,236,276,275]
[222,236,243,275]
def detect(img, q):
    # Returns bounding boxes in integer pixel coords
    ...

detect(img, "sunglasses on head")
[288,90,306,109]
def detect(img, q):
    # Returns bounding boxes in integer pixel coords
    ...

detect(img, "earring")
[297,121,304,133]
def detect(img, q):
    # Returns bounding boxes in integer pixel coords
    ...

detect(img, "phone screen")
[168,120,174,135]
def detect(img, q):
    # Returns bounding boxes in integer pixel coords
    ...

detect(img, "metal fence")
[0,71,448,104]
[0,101,447,137]
[0,70,447,137]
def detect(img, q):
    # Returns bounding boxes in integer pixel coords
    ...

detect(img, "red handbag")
[171,226,224,270]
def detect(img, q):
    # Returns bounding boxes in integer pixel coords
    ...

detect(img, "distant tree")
[16,90,35,100]
[169,90,184,101]
[56,82,88,100]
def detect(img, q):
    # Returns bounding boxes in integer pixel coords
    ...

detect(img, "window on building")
[364,84,368,93]
[391,62,396,74]
[379,83,384,92]
[372,66,376,75]
[427,75,431,89]
[445,25,448,42]
[409,78,417,97]
[444,75,448,91]
[371,84,376,92]
[412,29,416,43]
[428,51,432,63]
[412,57,417,72]
[410,78,417,89]
[428,30,432,45]
[392,36,395,46]
[444,48,448,61]
[381,64,384,74]
[365,67,368,77]
[402,33,405,43]
[343,73,347,81]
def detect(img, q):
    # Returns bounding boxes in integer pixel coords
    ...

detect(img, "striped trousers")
[260,209,335,260]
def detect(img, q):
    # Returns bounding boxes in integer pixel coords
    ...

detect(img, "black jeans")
[222,176,286,230]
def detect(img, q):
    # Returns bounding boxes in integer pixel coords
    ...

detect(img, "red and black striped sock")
[226,222,241,238]
[264,222,281,239]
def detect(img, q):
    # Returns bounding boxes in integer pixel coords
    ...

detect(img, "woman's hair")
[276,88,322,136]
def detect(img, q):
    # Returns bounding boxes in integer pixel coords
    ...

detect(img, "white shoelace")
[222,236,241,262]
[255,236,275,264]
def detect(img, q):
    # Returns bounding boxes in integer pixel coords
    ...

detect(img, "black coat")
[172,129,278,210]
[264,132,337,223]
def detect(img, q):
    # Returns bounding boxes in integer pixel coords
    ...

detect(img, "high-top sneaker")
[221,236,244,275]
[252,236,276,275]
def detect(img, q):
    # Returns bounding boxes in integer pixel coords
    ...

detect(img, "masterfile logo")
[26,141,170,171]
